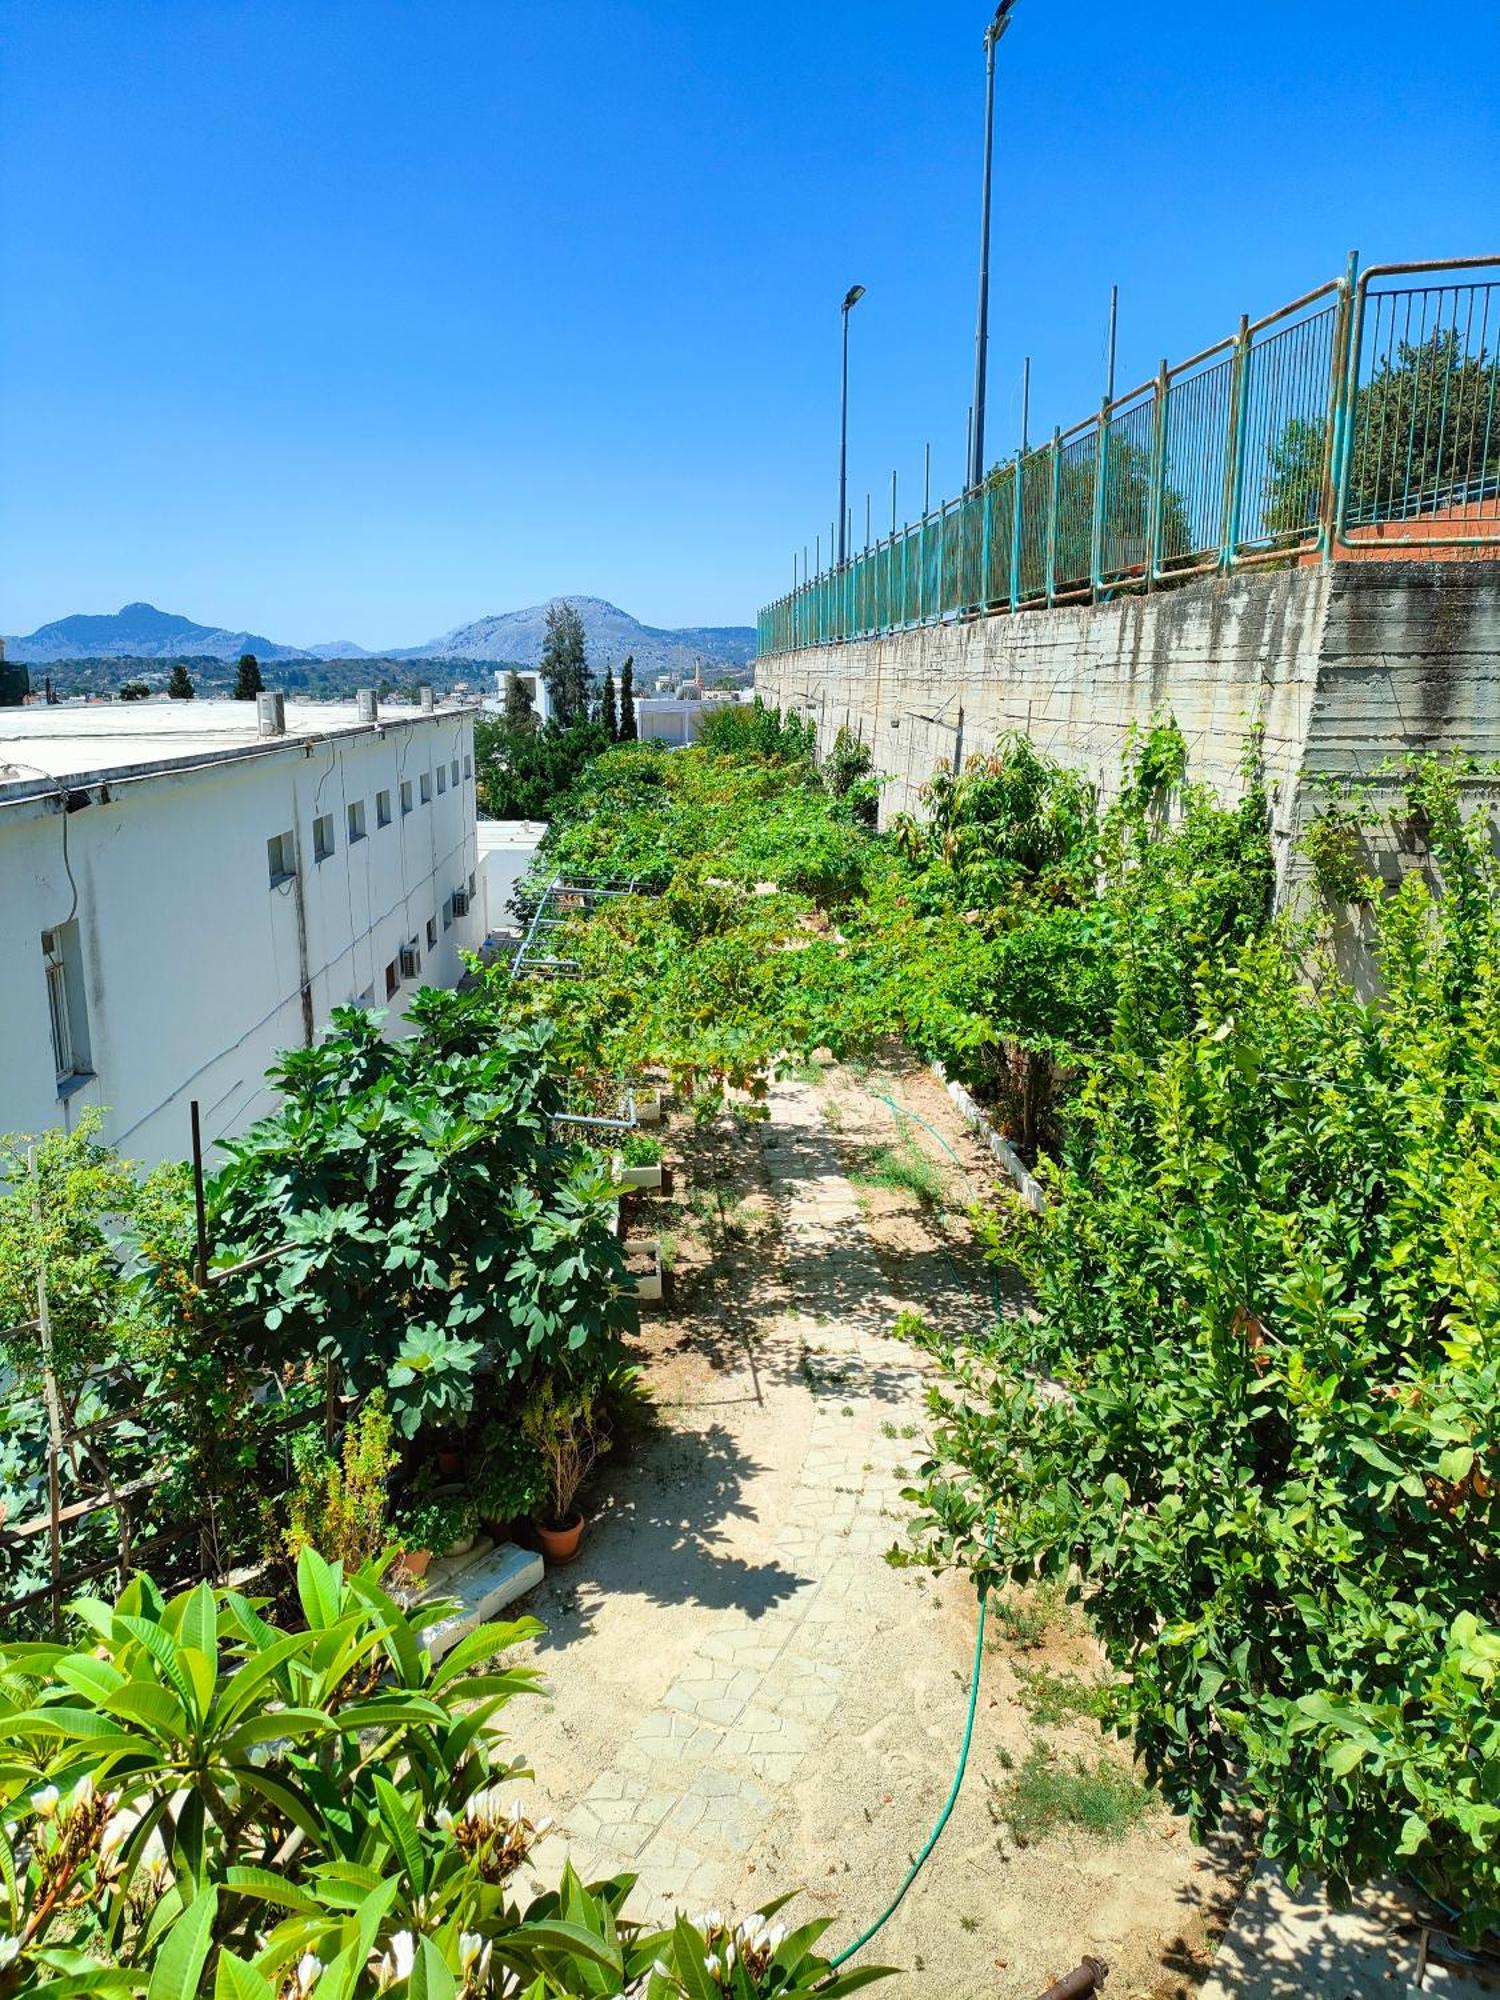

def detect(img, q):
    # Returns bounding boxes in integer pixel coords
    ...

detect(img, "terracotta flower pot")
[395,1548,431,1582]
[536,1512,585,1564]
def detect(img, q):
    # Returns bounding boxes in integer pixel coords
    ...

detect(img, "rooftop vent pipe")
[418,684,435,713]
[256,691,286,737]
[356,688,378,723]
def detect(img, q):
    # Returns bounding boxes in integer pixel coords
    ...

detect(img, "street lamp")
[967,0,1020,491]
[838,283,866,567]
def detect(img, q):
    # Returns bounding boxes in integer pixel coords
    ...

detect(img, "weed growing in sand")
[987,1580,1069,1652]
[850,1138,949,1210]
[993,1742,1152,1845]
[1014,1665,1116,1728]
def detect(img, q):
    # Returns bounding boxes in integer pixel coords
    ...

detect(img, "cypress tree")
[618,655,637,742]
[539,602,590,726]
[601,666,618,740]
[233,653,264,699]
[504,669,537,730]
[166,663,196,700]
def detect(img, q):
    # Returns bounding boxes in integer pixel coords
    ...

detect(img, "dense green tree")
[474,713,609,821]
[600,665,618,740]
[539,601,591,725]
[1264,328,1500,536]
[504,667,538,731]
[232,651,264,699]
[166,662,195,700]
[117,679,151,702]
[618,654,638,742]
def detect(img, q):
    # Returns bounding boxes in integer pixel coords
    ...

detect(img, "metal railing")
[758,255,1500,656]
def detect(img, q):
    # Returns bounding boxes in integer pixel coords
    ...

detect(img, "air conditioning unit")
[451,889,470,918]
[399,945,420,980]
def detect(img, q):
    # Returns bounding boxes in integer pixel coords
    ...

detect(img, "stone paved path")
[525,1076,938,1915]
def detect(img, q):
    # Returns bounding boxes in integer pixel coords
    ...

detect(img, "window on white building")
[376,789,392,827]
[399,939,421,980]
[347,799,367,844]
[41,923,92,1090]
[384,960,399,999]
[400,780,413,816]
[467,871,476,899]
[267,830,296,885]
[313,813,335,862]
[463,754,472,780]
[426,915,437,949]
[419,772,433,804]
[441,897,452,931]
[450,758,460,787]
[436,765,447,795]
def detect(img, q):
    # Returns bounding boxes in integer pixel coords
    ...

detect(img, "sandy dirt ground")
[509,1054,1248,1999]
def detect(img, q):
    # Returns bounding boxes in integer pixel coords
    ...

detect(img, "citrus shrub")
[906,760,1500,1928]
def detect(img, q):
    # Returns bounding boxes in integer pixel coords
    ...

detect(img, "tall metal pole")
[969,2,1019,490]
[838,284,865,567]
[1105,284,1119,405]
[1021,355,1031,453]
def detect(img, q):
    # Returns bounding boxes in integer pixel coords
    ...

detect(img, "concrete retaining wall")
[755,562,1500,896]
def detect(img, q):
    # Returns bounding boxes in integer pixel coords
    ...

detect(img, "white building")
[476,818,547,934]
[489,668,553,726]
[0,693,482,1167]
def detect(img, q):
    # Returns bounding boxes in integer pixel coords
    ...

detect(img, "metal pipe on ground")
[1035,1957,1109,2000]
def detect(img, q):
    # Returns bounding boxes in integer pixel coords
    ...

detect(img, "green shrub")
[911,760,1500,1928]
[282,1391,396,1570]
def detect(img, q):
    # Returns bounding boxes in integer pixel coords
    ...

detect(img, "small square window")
[347,799,366,843]
[463,754,472,780]
[419,772,433,804]
[313,813,335,863]
[267,830,296,884]
[450,758,460,787]
[384,960,398,999]
[442,897,452,931]
[437,765,447,795]
[426,916,437,950]
[376,789,392,827]
[400,779,413,816]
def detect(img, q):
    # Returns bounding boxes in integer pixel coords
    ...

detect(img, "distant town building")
[0,691,480,1166]
[0,638,29,709]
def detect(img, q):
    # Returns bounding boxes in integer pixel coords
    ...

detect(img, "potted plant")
[471,1430,546,1542]
[615,1131,664,1192]
[521,1381,611,1564]
[395,1492,476,1578]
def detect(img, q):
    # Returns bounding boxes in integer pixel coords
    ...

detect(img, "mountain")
[4,597,757,678]
[4,602,307,665]
[407,597,756,678]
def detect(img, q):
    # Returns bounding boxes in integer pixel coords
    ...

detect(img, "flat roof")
[0,698,474,803]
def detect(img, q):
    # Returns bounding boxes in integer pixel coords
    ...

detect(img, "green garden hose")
[828,1089,999,1970]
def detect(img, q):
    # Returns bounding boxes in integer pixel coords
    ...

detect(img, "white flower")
[723,1942,736,1972]
[294,1952,322,1995]
[459,1932,491,1978]
[705,1953,721,1980]
[767,1923,786,1953]
[532,1814,555,1837]
[69,1775,96,1814]
[652,1958,672,1979]
[0,1938,19,1969]
[701,1908,724,1932]
[31,1786,60,1818]
[374,1931,417,1989]
[433,1806,455,1833]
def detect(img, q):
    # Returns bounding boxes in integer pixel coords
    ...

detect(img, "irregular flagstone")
[520,1078,947,1923]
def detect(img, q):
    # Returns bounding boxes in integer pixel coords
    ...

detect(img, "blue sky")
[2,0,1497,647]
